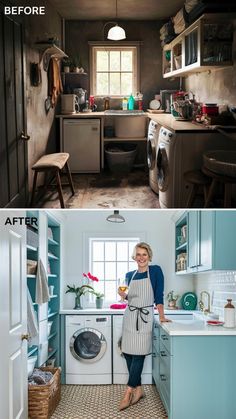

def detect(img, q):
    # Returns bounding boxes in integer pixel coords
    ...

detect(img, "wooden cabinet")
[175,211,236,274]
[27,211,61,368]
[163,14,233,78]
[153,323,236,419]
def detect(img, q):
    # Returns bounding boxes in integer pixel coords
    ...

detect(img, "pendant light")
[106,210,125,223]
[107,0,126,40]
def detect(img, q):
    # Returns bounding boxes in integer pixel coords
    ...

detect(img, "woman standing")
[118,242,170,411]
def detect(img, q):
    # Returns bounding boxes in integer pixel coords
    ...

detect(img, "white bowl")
[27,355,37,377]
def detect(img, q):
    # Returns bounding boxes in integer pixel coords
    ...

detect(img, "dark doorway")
[0,6,28,207]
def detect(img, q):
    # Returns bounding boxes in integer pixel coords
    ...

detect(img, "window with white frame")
[90,44,139,97]
[89,237,140,304]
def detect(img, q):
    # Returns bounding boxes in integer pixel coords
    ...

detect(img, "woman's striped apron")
[121,267,154,355]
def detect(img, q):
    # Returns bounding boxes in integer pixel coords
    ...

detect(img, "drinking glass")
[118,279,128,302]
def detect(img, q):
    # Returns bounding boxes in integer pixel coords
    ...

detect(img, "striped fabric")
[121,268,154,355]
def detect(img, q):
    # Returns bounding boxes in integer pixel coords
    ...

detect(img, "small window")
[89,237,140,304]
[90,43,140,97]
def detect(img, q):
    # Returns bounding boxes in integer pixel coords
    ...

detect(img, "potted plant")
[62,57,72,73]
[93,291,105,309]
[72,55,81,73]
[65,284,95,309]
[166,290,179,309]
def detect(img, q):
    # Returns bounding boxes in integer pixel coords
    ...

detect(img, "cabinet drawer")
[160,328,171,354]
[152,349,160,388]
[160,340,171,362]
[159,358,170,412]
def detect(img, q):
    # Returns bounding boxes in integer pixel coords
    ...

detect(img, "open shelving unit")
[47,215,61,367]
[175,213,188,274]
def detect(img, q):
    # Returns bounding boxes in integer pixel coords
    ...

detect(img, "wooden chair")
[202,166,236,208]
[30,153,75,208]
[183,170,210,207]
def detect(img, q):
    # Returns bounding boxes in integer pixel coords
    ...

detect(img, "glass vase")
[96,297,103,309]
[74,295,83,309]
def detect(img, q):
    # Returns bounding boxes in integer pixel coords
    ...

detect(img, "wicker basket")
[28,367,61,419]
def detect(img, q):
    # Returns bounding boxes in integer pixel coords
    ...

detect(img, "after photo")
[0,209,236,419]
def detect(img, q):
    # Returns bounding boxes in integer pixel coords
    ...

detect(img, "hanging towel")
[47,58,63,108]
[27,289,39,339]
[35,259,50,304]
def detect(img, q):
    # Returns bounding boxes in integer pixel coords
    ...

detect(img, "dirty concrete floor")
[33,169,160,209]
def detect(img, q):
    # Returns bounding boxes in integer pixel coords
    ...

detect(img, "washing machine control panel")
[159,127,175,143]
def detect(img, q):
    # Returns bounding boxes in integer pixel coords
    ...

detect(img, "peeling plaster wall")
[15,0,62,189]
[65,20,180,110]
[185,20,236,107]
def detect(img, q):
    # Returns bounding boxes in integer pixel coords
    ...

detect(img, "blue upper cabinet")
[176,211,236,274]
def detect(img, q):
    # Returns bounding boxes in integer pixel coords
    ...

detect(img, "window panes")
[93,47,137,96]
[105,262,116,280]
[93,242,104,260]
[110,73,120,95]
[105,242,116,261]
[110,51,120,71]
[97,73,108,95]
[97,51,108,71]
[121,73,133,96]
[90,237,140,303]
[117,241,128,261]
[121,51,132,71]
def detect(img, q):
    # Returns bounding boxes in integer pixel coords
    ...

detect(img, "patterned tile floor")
[51,384,167,419]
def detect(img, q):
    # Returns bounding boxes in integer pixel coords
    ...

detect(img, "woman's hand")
[159,316,172,323]
[118,289,128,300]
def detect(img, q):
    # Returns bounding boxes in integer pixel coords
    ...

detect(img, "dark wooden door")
[0,6,28,207]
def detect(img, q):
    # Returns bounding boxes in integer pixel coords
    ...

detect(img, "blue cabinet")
[153,323,236,419]
[176,211,236,274]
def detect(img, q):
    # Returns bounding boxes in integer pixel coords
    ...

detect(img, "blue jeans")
[123,353,145,388]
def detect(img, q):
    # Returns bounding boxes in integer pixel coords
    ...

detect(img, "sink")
[104,110,145,115]
[104,110,147,138]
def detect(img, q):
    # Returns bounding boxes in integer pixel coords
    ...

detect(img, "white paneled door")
[0,211,27,419]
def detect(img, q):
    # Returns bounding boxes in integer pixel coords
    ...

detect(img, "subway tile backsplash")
[194,271,236,320]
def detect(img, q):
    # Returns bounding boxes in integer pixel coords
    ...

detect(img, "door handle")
[21,333,30,341]
[19,131,30,141]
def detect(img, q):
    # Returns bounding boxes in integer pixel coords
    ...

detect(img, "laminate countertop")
[159,318,236,336]
[60,308,194,315]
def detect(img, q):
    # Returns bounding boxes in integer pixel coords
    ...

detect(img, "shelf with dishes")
[175,214,188,274]
[163,13,233,78]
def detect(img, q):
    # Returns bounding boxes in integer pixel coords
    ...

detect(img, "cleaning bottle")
[128,93,135,110]
[122,97,128,110]
[224,299,235,328]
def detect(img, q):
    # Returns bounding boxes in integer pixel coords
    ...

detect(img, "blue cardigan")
[125,265,164,305]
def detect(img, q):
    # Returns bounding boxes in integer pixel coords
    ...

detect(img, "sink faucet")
[199,291,211,313]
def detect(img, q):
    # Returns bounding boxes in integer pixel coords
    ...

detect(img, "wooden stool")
[202,166,236,208]
[183,170,210,207]
[30,152,75,208]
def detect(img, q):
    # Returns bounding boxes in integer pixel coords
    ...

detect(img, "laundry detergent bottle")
[224,299,235,328]
[128,93,135,110]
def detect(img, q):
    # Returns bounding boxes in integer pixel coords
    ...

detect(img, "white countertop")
[160,319,236,336]
[60,308,194,315]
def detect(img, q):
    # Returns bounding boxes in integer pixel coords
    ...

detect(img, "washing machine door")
[147,134,156,169]
[70,327,107,363]
[156,142,169,192]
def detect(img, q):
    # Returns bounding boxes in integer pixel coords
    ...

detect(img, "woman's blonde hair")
[132,242,153,261]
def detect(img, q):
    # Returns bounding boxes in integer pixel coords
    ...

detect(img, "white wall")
[58,209,194,309]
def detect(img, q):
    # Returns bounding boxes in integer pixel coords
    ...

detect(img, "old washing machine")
[66,315,112,384]
[156,126,236,208]
[147,119,161,194]
[112,315,152,384]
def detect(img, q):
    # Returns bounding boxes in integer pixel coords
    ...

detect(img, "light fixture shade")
[107,24,126,40]
[106,210,125,223]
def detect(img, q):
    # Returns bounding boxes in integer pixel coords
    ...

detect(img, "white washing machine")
[156,126,236,208]
[113,315,152,384]
[66,315,112,384]
[147,119,161,194]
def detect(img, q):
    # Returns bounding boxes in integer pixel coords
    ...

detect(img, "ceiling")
[49,0,185,20]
